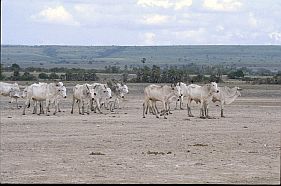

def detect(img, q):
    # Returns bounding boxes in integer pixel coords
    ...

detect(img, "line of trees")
[1,63,281,84]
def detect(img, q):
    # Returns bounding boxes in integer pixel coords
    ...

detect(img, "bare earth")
[0,82,280,184]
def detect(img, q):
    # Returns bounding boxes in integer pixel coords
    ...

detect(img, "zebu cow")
[108,82,129,109]
[175,82,189,110]
[0,82,21,108]
[22,82,67,115]
[186,82,219,118]
[143,84,181,119]
[71,84,95,115]
[212,86,242,117]
[90,83,112,114]
[148,94,179,116]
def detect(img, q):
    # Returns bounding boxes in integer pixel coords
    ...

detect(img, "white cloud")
[203,0,242,12]
[174,0,193,10]
[141,14,170,25]
[269,32,281,42]
[248,12,257,28]
[174,28,207,43]
[143,32,156,45]
[137,0,173,8]
[137,0,192,10]
[31,5,79,26]
[216,25,225,32]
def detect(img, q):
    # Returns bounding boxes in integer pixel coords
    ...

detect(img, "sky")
[1,0,281,45]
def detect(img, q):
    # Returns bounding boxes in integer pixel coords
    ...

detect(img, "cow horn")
[86,84,90,90]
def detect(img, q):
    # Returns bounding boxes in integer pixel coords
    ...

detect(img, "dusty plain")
[0,82,280,184]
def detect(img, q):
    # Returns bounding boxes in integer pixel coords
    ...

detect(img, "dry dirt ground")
[0,82,280,184]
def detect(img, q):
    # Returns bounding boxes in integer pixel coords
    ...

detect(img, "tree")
[141,58,146,64]
[227,69,244,79]
[11,63,20,71]
[20,72,37,81]
[49,72,59,80]
[38,73,49,79]
[0,64,5,80]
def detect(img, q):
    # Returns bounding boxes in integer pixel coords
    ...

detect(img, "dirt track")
[0,82,280,184]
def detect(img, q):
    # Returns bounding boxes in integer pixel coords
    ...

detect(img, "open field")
[0,82,280,184]
[2,45,281,71]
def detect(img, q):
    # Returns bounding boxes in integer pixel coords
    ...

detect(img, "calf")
[143,84,181,119]
[212,86,242,117]
[22,82,67,115]
[186,82,219,118]
[0,82,21,108]
[71,84,94,115]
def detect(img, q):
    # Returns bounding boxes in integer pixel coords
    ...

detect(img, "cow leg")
[204,103,210,118]
[187,99,194,117]
[39,101,44,114]
[143,100,150,118]
[95,100,103,114]
[53,100,58,115]
[15,98,20,109]
[81,100,85,115]
[22,99,30,115]
[153,102,160,114]
[167,103,172,114]
[180,97,184,110]
[45,99,50,116]
[58,102,61,112]
[71,97,75,114]
[142,102,146,118]
[90,99,94,111]
[199,102,206,119]
[78,100,82,114]
[162,101,167,119]
[85,100,90,115]
[175,100,179,110]
[114,98,120,109]
[32,100,37,114]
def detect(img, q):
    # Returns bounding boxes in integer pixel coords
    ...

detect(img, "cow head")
[21,87,28,98]
[235,86,242,97]
[9,87,21,98]
[171,83,182,98]
[58,86,67,98]
[210,82,219,93]
[106,87,112,99]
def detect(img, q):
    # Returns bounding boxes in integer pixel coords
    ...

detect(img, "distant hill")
[1,45,281,72]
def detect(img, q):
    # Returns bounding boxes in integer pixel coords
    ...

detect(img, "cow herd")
[0,81,129,116]
[0,81,241,119]
[142,81,242,119]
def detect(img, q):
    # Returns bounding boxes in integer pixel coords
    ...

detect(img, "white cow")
[143,84,181,119]
[185,82,220,118]
[71,84,95,115]
[108,83,129,109]
[175,82,188,110]
[148,94,179,116]
[212,86,242,117]
[90,83,112,114]
[53,82,66,112]
[0,82,21,108]
[22,82,67,115]
[22,82,66,114]
[101,87,113,110]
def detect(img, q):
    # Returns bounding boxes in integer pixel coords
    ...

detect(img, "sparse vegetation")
[1,45,281,84]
